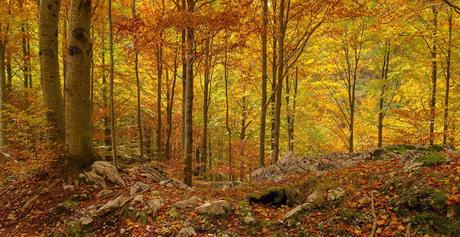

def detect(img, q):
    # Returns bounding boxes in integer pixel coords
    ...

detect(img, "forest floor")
[0,145,460,236]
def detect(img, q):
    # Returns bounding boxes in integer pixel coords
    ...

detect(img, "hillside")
[1,144,459,236]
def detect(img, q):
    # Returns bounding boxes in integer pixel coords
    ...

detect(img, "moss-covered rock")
[415,152,447,167]
[411,212,460,236]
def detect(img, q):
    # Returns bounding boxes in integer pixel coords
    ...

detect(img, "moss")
[431,189,447,211]
[385,144,417,154]
[340,208,365,225]
[122,207,149,223]
[415,152,447,167]
[411,212,460,236]
[65,220,92,237]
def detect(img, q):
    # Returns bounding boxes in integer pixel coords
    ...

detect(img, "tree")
[64,0,94,177]
[443,8,453,145]
[259,0,268,168]
[39,0,65,143]
[108,0,117,163]
[183,0,195,187]
[132,0,144,159]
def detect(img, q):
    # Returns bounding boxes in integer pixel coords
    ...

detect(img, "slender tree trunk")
[132,0,144,159]
[21,23,29,88]
[108,0,117,163]
[165,54,177,160]
[156,45,163,160]
[224,36,232,180]
[273,0,286,163]
[201,38,211,175]
[6,52,12,91]
[443,10,453,145]
[259,0,268,168]
[291,67,298,152]
[429,6,438,146]
[64,0,94,178]
[181,0,187,159]
[0,41,4,148]
[26,38,32,88]
[101,33,111,149]
[240,93,247,181]
[270,1,277,161]
[378,41,390,148]
[39,0,65,143]
[183,0,195,187]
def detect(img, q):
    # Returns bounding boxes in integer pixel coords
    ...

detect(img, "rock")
[306,191,322,203]
[160,178,192,190]
[177,227,196,237]
[146,198,162,212]
[403,160,423,172]
[131,194,144,204]
[80,216,93,225]
[282,203,312,221]
[120,228,126,235]
[328,187,345,201]
[96,189,113,198]
[195,200,232,216]
[174,196,199,209]
[79,170,107,187]
[130,181,150,195]
[63,184,75,191]
[91,161,126,187]
[71,193,91,201]
[97,195,129,216]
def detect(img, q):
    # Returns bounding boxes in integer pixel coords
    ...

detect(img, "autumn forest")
[1,0,460,236]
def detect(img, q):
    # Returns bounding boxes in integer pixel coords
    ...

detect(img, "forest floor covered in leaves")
[1,145,460,236]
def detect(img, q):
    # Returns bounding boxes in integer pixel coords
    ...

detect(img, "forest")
[1,0,460,236]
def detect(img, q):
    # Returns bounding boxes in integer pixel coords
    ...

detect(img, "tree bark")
[108,0,117,163]
[39,0,65,143]
[443,10,453,145]
[273,0,287,163]
[259,0,268,168]
[201,38,212,175]
[429,6,438,146]
[64,0,94,177]
[224,36,232,180]
[132,0,144,159]
[156,45,163,160]
[183,0,195,187]
[378,41,390,148]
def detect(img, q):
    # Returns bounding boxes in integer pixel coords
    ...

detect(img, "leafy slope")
[0,147,459,236]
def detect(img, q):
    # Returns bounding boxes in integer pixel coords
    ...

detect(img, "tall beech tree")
[64,0,94,176]
[39,0,65,142]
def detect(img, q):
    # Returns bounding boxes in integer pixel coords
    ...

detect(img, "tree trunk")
[132,0,144,159]
[378,41,390,148]
[259,0,268,168]
[270,1,277,161]
[64,0,94,178]
[108,0,117,163]
[183,0,195,187]
[273,0,286,163]
[443,10,453,145]
[156,45,163,160]
[429,6,438,146]
[39,0,65,143]
[224,36,232,180]
[6,52,12,91]
[165,53,177,160]
[201,38,212,175]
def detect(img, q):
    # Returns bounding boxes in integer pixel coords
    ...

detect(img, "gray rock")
[80,216,93,225]
[327,187,345,201]
[63,185,75,191]
[130,181,150,195]
[174,196,199,209]
[131,194,144,204]
[146,198,162,212]
[96,189,113,198]
[195,200,231,216]
[97,195,129,216]
[242,215,256,225]
[79,170,107,187]
[306,191,322,203]
[177,227,196,237]
[282,203,312,221]
[92,161,126,187]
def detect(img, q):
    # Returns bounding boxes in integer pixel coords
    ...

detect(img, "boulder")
[195,200,232,216]
[92,161,126,187]
[177,227,196,237]
[130,181,150,195]
[79,170,106,187]
[174,196,199,209]
[306,190,322,203]
[97,195,129,216]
